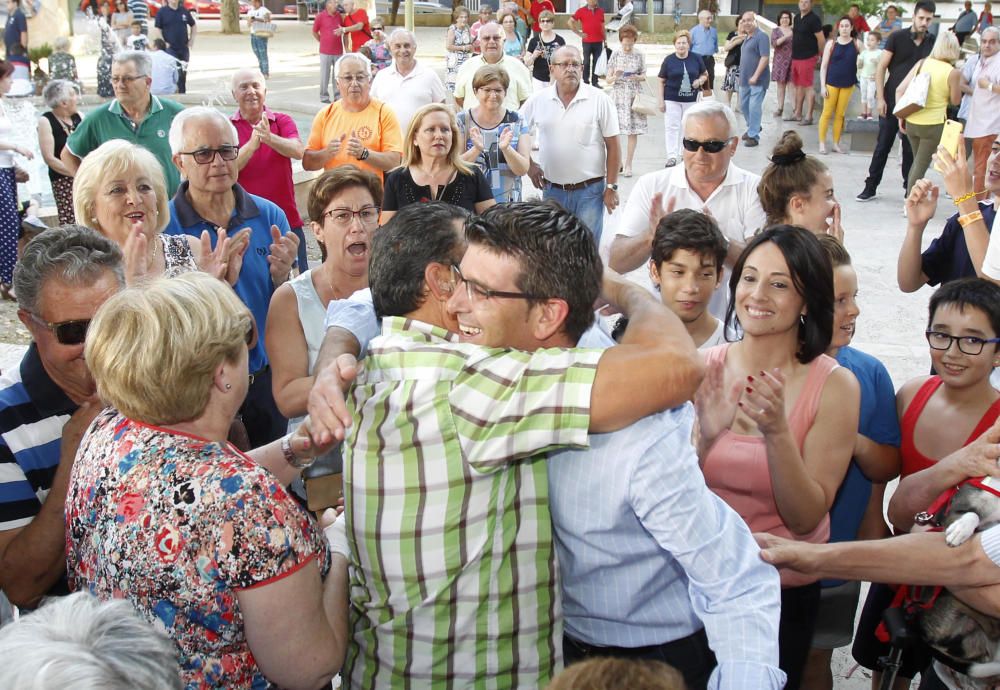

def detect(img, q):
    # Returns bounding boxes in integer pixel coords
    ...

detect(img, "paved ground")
[2,19,947,687]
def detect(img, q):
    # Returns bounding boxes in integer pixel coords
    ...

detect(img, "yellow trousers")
[818,85,855,144]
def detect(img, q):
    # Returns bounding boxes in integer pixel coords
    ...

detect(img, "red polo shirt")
[313,10,344,56]
[231,108,304,228]
[344,10,370,52]
[573,5,605,43]
[851,14,870,33]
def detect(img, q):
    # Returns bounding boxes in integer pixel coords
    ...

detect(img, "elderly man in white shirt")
[454,22,532,110]
[965,27,1000,199]
[608,100,765,317]
[521,45,621,245]
[369,29,447,136]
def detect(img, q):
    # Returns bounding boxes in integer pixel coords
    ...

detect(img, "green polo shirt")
[66,96,184,196]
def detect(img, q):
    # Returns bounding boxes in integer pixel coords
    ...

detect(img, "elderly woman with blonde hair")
[65,271,350,690]
[380,103,495,222]
[72,139,247,283]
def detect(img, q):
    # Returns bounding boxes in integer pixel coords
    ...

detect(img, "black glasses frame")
[178,145,241,165]
[682,138,730,153]
[321,205,381,226]
[450,264,545,302]
[925,330,1000,356]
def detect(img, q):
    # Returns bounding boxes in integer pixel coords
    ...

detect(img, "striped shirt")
[342,316,602,689]
[128,0,149,33]
[0,344,77,598]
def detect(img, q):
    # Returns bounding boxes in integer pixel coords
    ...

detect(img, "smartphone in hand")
[933,119,964,173]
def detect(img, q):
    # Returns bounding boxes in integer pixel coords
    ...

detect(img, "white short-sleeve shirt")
[369,61,448,136]
[982,210,1000,281]
[617,163,767,317]
[519,83,621,184]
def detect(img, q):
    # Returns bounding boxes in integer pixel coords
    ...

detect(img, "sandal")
[773,108,783,117]
[623,167,632,178]
[0,283,14,301]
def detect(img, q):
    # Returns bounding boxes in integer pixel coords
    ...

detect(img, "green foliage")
[27,44,52,66]
[818,0,899,24]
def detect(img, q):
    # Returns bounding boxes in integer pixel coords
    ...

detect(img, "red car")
[145,0,249,16]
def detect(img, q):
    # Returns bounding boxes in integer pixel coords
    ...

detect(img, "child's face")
[830,264,860,350]
[927,303,1000,388]
[865,34,878,49]
[649,249,721,326]
[131,24,141,35]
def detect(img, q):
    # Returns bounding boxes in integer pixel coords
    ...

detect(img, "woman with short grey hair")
[37,79,81,224]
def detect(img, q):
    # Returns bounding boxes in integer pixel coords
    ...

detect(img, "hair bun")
[769,130,806,166]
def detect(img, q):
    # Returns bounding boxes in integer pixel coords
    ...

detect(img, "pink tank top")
[701,343,839,587]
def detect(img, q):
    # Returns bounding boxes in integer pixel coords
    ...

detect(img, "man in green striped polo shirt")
[319,201,703,688]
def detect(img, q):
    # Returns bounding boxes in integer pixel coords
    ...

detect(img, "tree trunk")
[221,0,241,34]
[390,0,400,25]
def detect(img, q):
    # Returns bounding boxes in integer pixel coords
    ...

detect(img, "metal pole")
[405,0,413,32]
[647,0,654,33]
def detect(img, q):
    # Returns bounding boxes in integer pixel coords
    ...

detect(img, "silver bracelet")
[282,435,316,469]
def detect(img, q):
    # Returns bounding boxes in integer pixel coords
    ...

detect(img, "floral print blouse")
[66,409,331,690]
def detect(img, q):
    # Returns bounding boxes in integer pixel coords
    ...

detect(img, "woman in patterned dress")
[606,24,646,177]
[72,139,244,283]
[38,80,81,225]
[0,60,31,300]
[771,10,794,117]
[95,2,117,98]
[65,270,351,690]
[446,7,474,92]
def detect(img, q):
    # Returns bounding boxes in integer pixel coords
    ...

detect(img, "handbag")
[255,22,277,38]
[595,45,608,77]
[893,59,929,119]
[632,82,660,116]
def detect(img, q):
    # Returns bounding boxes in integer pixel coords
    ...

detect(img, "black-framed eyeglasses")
[682,138,730,153]
[450,264,544,303]
[925,330,1000,355]
[551,60,583,69]
[480,35,503,41]
[110,74,145,85]
[29,313,91,345]
[539,18,554,22]
[178,145,240,165]
[322,205,380,227]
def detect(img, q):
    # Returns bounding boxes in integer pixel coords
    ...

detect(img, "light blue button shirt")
[689,24,718,57]
[557,329,786,690]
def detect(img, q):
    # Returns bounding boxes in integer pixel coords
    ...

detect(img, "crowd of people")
[5,2,1000,690]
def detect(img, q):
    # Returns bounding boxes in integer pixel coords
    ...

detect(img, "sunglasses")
[682,138,730,153]
[178,145,240,165]
[29,313,91,345]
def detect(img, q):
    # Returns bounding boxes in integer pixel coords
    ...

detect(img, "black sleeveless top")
[42,110,82,183]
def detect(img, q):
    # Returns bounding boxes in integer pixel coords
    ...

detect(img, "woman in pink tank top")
[695,226,860,690]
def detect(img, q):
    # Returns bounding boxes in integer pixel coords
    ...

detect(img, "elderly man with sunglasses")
[0,226,123,612]
[61,51,184,196]
[163,106,299,449]
[608,100,766,318]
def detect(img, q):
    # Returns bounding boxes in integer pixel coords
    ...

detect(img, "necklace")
[148,234,159,266]
[53,114,75,136]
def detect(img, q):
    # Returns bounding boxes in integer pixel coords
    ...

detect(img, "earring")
[225,383,232,390]
[799,314,806,325]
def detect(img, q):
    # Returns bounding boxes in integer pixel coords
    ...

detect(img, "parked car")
[146,0,249,17]
[287,0,449,18]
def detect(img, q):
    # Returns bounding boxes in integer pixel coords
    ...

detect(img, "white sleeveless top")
[0,103,15,168]
[287,269,328,432]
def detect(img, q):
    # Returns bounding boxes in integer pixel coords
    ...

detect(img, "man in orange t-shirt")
[303,53,402,181]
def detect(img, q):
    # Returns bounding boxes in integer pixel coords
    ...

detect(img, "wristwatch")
[358,147,370,161]
[282,434,316,469]
[607,183,619,192]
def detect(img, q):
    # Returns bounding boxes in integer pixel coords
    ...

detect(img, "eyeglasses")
[539,18,553,22]
[110,74,145,85]
[178,145,240,165]
[29,313,91,345]
[925,330,1000,356]
[682,138,730,153]
[338,74,369,83]
[322,205,380,227]
[477,86,505,95]
[552,61,583,69]
[450,264,544,303]
[480,35,503,41]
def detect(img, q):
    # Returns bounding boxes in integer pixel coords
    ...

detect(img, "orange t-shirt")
[305,98,403,181]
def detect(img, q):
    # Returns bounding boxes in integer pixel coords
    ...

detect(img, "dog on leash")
[919,479,1000,686]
